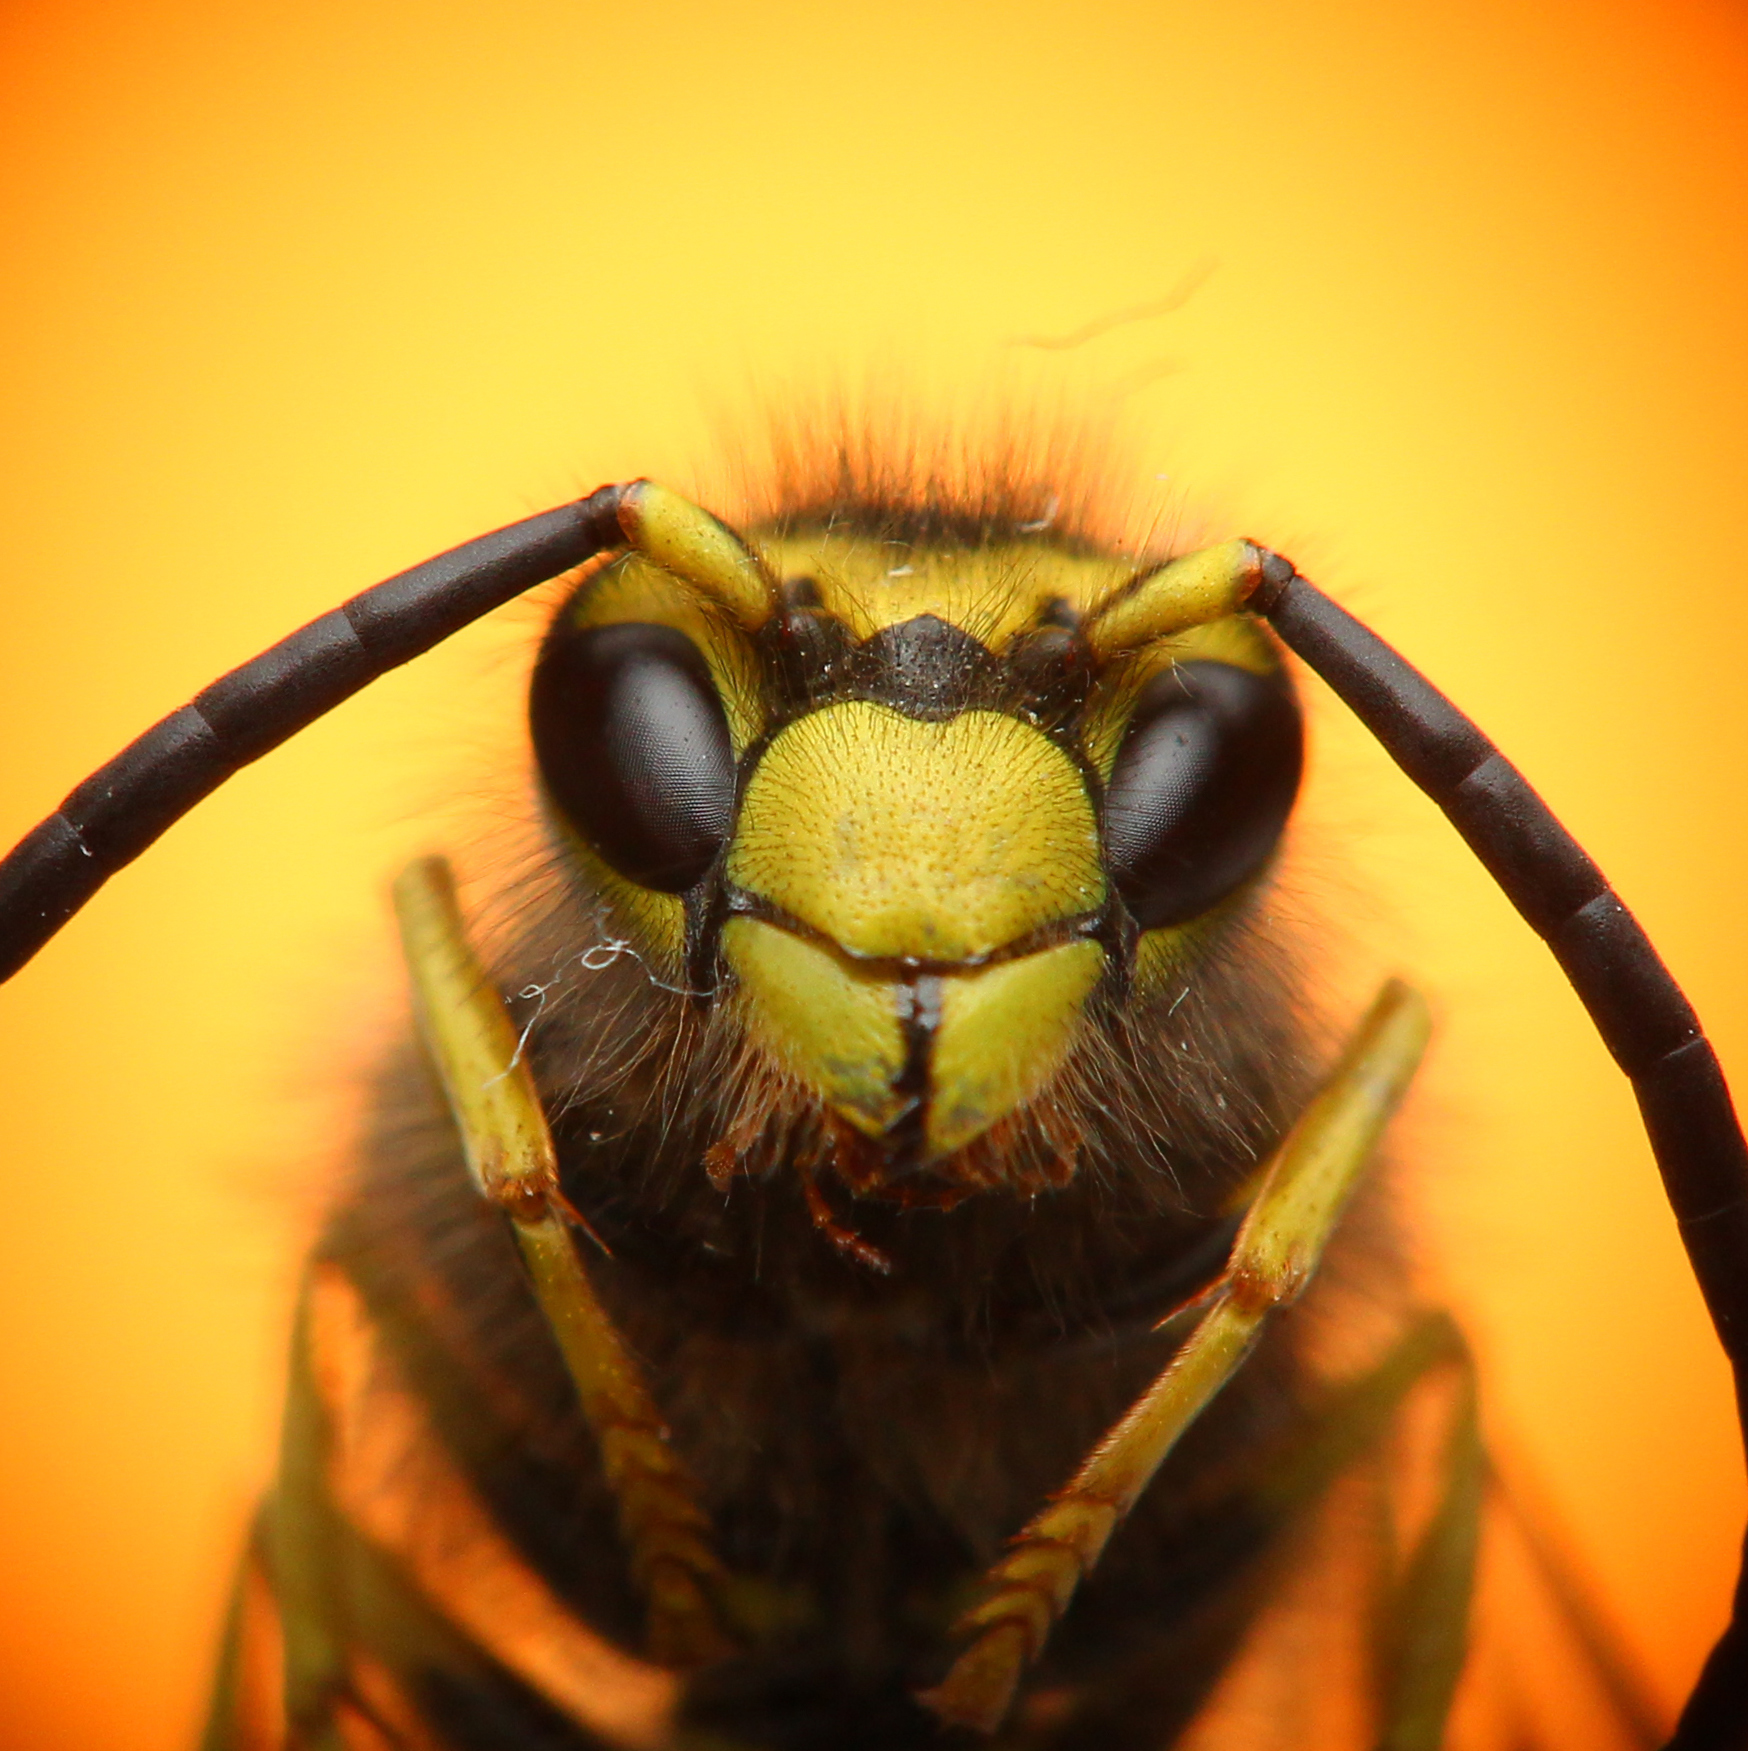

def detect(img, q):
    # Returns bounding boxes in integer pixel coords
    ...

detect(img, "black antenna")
[1252,559,1748,1749]
[0,485,631,984]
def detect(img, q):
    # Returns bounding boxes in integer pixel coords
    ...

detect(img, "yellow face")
[528,506,1300,1187]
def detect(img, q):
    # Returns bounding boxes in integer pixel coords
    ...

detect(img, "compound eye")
[1102,660,1303,930]
[530,620,735,893]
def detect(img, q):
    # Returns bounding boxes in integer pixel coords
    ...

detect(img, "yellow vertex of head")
[728,703,1104,962]
[756,532,1136,646]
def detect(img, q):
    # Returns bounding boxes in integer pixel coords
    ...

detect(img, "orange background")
[2,1,1746,1744]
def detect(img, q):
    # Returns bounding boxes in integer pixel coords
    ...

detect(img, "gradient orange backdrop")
[3,1,1747,1745]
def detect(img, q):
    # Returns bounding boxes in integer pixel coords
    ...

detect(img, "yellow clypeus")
[728,702,1103,963]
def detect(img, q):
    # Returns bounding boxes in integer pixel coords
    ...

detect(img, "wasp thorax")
[529,519,1303,1184]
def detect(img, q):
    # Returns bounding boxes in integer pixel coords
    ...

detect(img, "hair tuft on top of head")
[710,393,1166,559]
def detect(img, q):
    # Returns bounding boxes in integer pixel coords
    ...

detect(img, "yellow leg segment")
[918,979,1431,1734]
[1373,1350,1483,1751]
[393,855,734,1668]
[198,1519,287,1751]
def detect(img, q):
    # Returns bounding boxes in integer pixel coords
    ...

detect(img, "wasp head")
[528,484,1302,1198]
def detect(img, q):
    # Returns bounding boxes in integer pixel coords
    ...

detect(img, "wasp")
[1,438,1742,1750]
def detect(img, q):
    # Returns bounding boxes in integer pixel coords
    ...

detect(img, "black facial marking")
[755,593,1100,734]
[757,606,854,707]
[530,619,735,893]
[1003,625,1094,730]
[1102,660,1303,930]
[848,615,1000,720]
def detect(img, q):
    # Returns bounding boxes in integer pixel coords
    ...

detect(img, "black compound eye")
[530,620,735,893]
[1102,660,1303,930]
